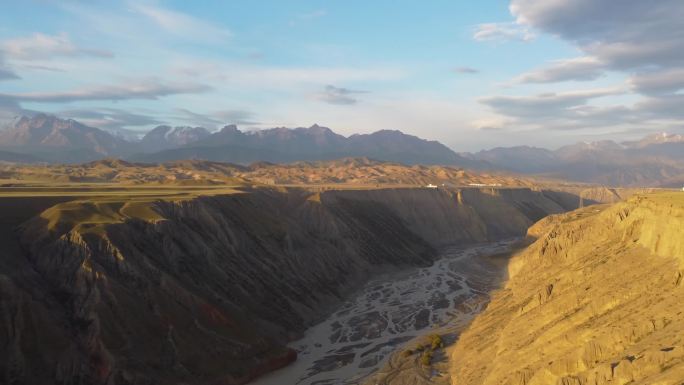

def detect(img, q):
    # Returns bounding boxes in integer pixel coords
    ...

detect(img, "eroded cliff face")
[1,187,577,385]
[449,192,684,385]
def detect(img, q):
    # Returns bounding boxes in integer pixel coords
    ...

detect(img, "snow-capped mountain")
[139,125,212,152]
[623,132,684,148]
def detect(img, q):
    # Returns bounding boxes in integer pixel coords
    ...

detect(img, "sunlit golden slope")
[449,192,684,385]
[0,157,543,187]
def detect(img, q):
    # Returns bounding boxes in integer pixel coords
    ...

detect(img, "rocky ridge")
[448,192,684,385]
[0,157,538,186]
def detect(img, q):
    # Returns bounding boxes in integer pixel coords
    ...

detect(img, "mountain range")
[1,114,684,187]
[467,133,684,187]
[131,123,482,167]
[0,115,480,168]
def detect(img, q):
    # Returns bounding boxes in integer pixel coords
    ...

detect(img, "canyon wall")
[1,187,579,385]
[449,192,684,384]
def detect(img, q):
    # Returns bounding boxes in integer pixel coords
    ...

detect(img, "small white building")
[426,184,438,189]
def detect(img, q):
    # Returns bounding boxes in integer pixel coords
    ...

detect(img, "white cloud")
[59,107,163,133]
[130,3,232,43]
[173,108,259,127]
[471,116,510,131]
[479,87,625,118]
[172,60,407,89]
[0,54,19,80]
[1,33,113,60]
[511,57,604,83]
[473,22,535,42]
[1,79,211,103]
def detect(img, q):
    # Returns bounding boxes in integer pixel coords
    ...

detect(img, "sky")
[0,0,683,151]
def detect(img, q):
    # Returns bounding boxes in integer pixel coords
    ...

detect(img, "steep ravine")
[2,187,580,384]
[448,192,684,385]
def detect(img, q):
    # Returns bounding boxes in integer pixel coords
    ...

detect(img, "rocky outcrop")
[449,192,684,385]
[1,187,579,384]
[562,186,660,206]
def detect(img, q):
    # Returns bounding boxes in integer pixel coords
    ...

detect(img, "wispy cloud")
[130,3,232,43]
[453,66,479,74]
[314,85,367,105]
[476,86,644,132]
[510,57,605,84]
[297,10,327,20]
[0,68,19,80]
[172,60,407,88]
[0,95,37,121]
[471,117,509,131]
[59,107,164,134]
[479,87,626,118]
[174,108,259,127]
[0,79,212,103]
[1,33,113,60]
[20,64,67,73]
[289,9,327,26]
[628,68,684,95]
[473,22,535,42]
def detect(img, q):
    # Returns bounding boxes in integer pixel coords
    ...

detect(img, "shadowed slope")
[1,186,578,384]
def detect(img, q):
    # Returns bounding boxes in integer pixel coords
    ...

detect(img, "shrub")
[428,334,443,350]
[420,350,433,366]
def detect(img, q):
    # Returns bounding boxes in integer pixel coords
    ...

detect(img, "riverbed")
[254,239,516,385]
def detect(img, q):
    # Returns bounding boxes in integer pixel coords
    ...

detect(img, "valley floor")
[255,240,517,385]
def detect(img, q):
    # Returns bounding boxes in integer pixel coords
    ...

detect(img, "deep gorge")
[2,187,603,384]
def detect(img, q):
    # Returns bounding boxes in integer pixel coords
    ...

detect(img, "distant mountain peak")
[622,131,684,149]
[644,132,683,143]
[140,125,211,152]
[0,114,128,161]
[220,124,240,133]
[307,124,333,132]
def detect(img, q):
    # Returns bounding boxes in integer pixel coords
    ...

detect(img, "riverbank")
[255,240,518,385]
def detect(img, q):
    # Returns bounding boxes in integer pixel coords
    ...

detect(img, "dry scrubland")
[0,157,551,187]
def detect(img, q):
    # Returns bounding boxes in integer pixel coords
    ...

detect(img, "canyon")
[1,183,592,385]
[0,158,677,385]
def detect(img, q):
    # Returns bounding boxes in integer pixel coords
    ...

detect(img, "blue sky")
[0,0,682,150]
